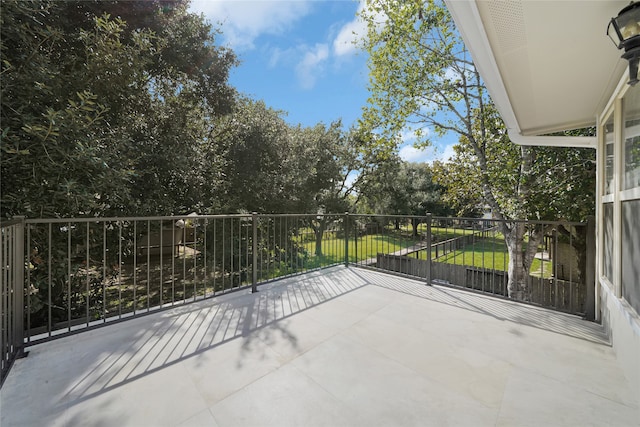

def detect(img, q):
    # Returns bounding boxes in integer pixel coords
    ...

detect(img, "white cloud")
[399,142,456,164]
[268,47,285,68]
[444,66,458,81]
[295,43,329,89]
[400,129,417,144]
[268,46,297,68]
[439,143,456,162]
[399,125,430,144]
[399,145,427,163]
[190,1,369,90]
[332,1,384,57]
[333,15,365,56]
[189,0,313,50]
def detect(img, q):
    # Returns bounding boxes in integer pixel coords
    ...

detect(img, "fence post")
[251,213,258,293]
[13,216,25,359]
[426,213,432,285]
[585,216,596,320]
[344,212,349,267]
[553,227,559,309]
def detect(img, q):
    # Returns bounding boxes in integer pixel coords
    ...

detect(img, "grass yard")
[301,233,421,264]
[416,236,553,278]
[399,223,479,241]
[298,227,517,272]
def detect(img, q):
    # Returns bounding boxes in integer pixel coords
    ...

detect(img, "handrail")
[0,212,593,388]
[1,217,26,387]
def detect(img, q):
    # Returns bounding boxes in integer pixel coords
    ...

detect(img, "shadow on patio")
[1,266,637,427]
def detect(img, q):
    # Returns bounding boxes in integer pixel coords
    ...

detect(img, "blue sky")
[188,0,457,163]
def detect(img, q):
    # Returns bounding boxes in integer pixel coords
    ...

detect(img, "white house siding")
[598,79,640,413]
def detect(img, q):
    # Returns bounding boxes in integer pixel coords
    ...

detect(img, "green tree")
[431,155,483,218]
[1,1,131,217]
[1,0,237,328]
[214,98,293,213]
[1,0,237,218]
[286,124,394,256]
[364,160,451,235]
[280,122,396,256]
[359,0,595,300]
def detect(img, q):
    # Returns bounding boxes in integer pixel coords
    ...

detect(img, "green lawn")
[399,223,478,240]
[296,228,551,278]
[417,236,552,278]
[301,233,420,264]
[422,237,507,264]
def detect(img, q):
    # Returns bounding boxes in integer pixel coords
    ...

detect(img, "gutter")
[446,0,598,150]
[507,129,597,149]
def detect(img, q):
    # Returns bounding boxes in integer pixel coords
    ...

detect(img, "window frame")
[598,77,640,316]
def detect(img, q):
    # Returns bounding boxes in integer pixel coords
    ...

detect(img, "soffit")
[449,0,629,136]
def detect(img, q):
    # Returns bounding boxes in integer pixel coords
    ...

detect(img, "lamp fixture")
[607,1,640,85]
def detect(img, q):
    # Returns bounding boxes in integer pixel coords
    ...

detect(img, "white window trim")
[597,74,632,303]
[621,187,640,201]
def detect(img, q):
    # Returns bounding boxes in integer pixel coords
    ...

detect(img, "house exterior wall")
[597,76,640,411]
[443,0,638,411]
[600,285,640,410]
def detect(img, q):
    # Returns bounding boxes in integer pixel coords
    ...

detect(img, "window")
[601,114,615,286]
[603,203,614,283]
[622,200,640,313]
[623,86,640,191]
[599,80,640,314]
[621,84,640,313]
[604,119,614,195]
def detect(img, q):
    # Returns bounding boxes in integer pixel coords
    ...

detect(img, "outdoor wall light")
[607,1,640,85]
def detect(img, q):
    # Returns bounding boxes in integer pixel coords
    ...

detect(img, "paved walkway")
[358,241,429,265]
[1,266,637,426]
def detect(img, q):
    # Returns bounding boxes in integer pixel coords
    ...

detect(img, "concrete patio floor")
[1,266,638,427]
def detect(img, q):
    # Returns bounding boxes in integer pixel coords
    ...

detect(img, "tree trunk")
[505,227,527,300]
[411,218,419,237]
[504,222,544,301]
[561,223,587,285]
[313,219,326,257]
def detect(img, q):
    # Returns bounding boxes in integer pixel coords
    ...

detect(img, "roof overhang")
[445,0,631,148]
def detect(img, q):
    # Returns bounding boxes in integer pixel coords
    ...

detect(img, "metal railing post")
[344,212,349,267]
[553,227,559,309]
[585,216,596,320]
[252,213,258,293]
[13,217,25,359]
[426,213,432,285]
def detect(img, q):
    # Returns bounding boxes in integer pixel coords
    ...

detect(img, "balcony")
[1,214,637,425]
[1,265,637,426]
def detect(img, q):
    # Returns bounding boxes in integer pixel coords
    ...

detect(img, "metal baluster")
[133,221,137,314]
[48,223,52,336]
[65,223,71,331]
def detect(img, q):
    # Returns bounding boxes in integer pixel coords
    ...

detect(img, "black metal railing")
[19,213,352,344]
[349,214,593,316]
[1,218,25,386]
[0,212,594,386]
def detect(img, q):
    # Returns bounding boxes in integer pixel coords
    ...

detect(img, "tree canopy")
[1,0,397,220]
[1,0,238,218]
[359,0,595,299]
[363,160,451,218]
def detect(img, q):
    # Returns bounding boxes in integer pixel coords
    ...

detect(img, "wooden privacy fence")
[431,232,481,259]
[376,254,586,315]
